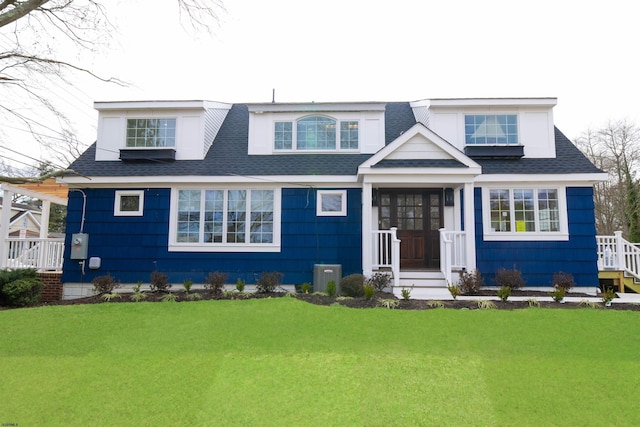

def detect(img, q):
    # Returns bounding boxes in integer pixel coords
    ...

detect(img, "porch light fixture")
[444,188,454,207]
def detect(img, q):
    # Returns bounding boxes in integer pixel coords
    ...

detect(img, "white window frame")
[464,113,519,146]
[168,187,281,252]
[125,118,177,148]
[114,190,144,216]
[273,115,360,152]
[317,190,347,216]
[481,186,568,241]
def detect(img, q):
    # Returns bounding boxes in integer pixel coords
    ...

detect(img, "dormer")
[410,98,557,159]
[247,102,387,155]
[94,100,232,162]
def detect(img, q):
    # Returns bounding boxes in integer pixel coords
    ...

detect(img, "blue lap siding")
[474,187,599,288]
[61,188,362,286]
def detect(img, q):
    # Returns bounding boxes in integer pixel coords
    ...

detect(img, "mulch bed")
[13,289,638,311]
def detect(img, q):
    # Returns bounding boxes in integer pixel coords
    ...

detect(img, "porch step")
[398,271,447,288]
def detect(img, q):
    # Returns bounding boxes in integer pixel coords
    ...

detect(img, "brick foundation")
[38,272,63,302]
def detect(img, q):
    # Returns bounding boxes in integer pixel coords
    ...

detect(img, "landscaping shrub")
[326,280,337,297]
[0,268,37,306]
[255,271,283,293]
[458,269,484,295]
[205,271,227,295]
[150,271,170,292]
[366,272,392,292]
[300,282,311,294]
[494,267,526,290]
[235,278,245,292]
[447,283,461,300]
[363,284,375,300]
[340,274,364,297]
[497,286,511,302]
[92,274,119,295]
[2,277,43,307]
[552,271,575,292]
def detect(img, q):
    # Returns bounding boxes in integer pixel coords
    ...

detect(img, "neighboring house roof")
[68,102,600,178]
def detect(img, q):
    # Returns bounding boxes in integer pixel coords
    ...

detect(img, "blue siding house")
[59,98,605,298]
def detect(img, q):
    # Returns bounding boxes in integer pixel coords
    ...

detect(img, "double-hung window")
[126,118,176,148]
[484,187,567,241]
[274,115,359,151]
[465,115,518,145]
[171,188,280,252]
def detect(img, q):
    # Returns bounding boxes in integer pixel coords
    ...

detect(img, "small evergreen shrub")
[548,286,566,302]
[149,271,170,293]
[497,286,511,302]
[400,286,413,300]
[447,283,461,300]
[494,267,526,290]
[182,279,193,293]
[255,271,283,293]
[2,277,43,307]
[92,274,119,295]
[235,278,245,292]
[458,269,484,295]
[326,280,337,297]
[552,271,575,292]
[366,272,392,292]
[363,284,375,300]
[205,271,227,295]
[340,274,365,297]
[602,288,616,305]
[300,282,311,294]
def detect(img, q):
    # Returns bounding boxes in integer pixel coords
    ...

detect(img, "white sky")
[3,0,640,168]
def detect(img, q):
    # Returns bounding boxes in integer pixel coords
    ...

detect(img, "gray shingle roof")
[373,159,467,168]
[68,103,601,178]
[476,128,602,174]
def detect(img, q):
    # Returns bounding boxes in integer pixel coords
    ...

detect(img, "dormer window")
[126,118,176,148]
[274,115,359,151]
[465,115,518,145]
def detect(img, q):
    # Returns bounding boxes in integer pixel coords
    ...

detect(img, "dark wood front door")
[379,190,442,269]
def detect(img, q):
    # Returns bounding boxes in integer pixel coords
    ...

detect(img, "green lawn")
[1,297,638,426]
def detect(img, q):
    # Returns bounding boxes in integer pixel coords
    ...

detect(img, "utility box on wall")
[70,233,89,260]
[313,264,342,293]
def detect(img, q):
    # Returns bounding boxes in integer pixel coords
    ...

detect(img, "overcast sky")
[4,0,640,168]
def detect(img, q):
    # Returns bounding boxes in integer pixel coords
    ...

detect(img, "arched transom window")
[274,115,359,151]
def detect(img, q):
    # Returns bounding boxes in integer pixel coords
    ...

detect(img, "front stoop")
[393,270,450,300]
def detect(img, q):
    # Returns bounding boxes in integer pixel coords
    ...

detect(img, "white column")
[40,200,51,239]
[362,182,373,277]
[0,190,13,269]
[464,182,476,271]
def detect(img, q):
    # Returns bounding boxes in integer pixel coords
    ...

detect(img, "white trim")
[248,102,386,113]
[114,190,144,216]
[475,173,608,184]
[95,100,231,111]
[480,185,569,242]
[167,186,281,253]
[359,123,481,171]
[317,190,347,216]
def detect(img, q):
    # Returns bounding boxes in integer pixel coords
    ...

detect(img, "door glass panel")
[430,194,441,230]
[397,193,423,230]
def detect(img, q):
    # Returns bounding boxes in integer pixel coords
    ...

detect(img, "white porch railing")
[4,238,65,272]
[597,231,640,281]
[371,228,467,287]
[371,227,400,287]
[440,229,467,285]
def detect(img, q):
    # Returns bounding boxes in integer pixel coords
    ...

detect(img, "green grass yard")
[1,298,639,426]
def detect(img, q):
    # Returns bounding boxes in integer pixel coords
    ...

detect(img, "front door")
[379,190,442,269]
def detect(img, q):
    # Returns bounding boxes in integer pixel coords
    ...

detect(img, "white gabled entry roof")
[358,123,482,180]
